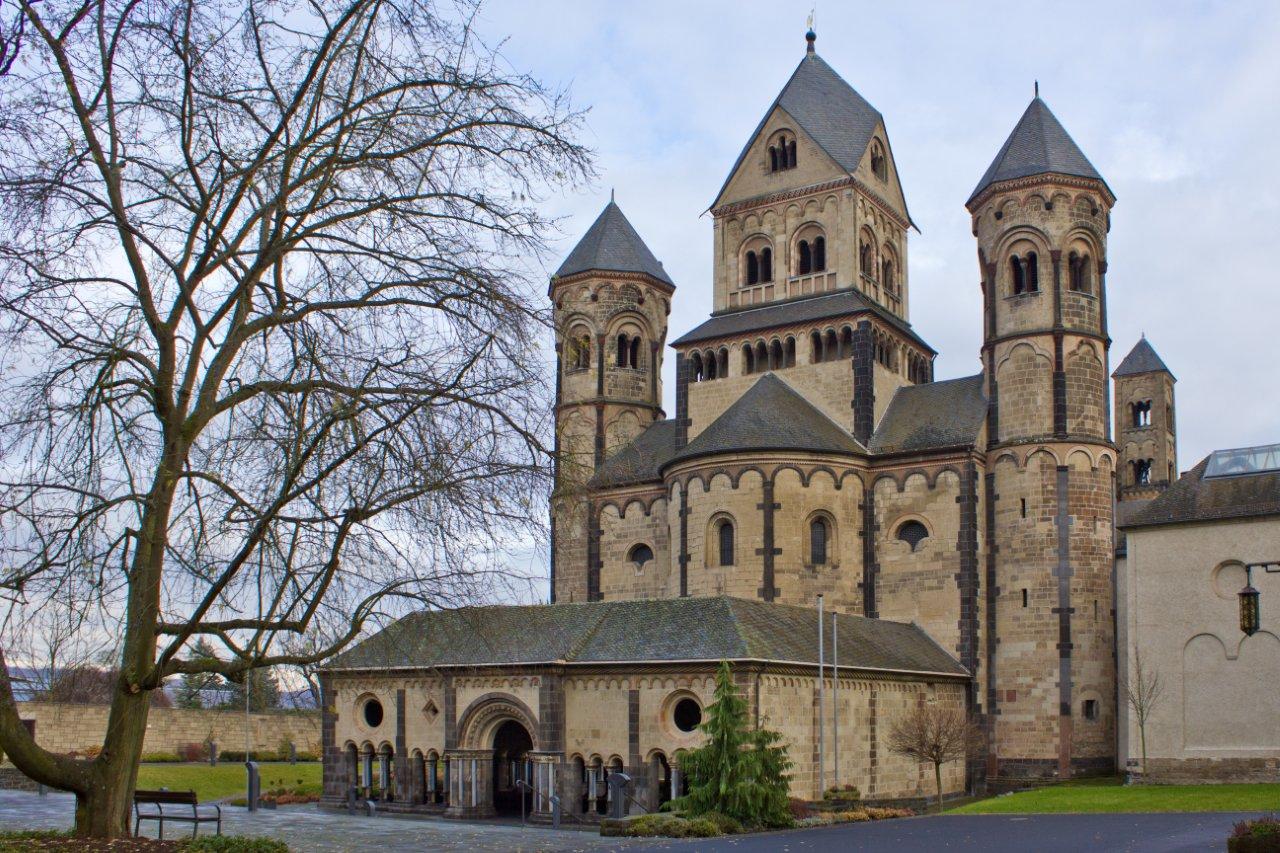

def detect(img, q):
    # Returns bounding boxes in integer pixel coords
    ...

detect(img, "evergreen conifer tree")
[671,661,792,828]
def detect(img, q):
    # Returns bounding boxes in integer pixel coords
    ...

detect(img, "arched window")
[704,350,717,380]
[1067,251,1090,293]
[809,517,829,566]
[1010,255,1026,295]
[760,248,773,282]
[1133,459,1152,485]
[798,240,812,275]
[824,329,838,361]
[769,339,783,370]
[1132,400,1152,428]
[784,336,796,367]
[628,543,654,568]
[769,146,779,172]
[717,520,735,567]
[871,142,887,181]
[568,333,591,371]
[745,251,759,285]
[690,351,704,382]
[896,520,929,552]
[743,345,755,375]
[787,140,797,168]
[810,330,823,363]
[629,336,641,369]
[717,347,729,379]
[617,333,631,367]
[1026,252,1039,292]
[755,341,768,371]
[813,237,826,272]
[839,326,853,359]
[881,259,895,294]
[859,241,875,277]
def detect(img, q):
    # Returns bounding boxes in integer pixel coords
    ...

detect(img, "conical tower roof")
[968,97,1110,206]
[554,201,673,285]
[1114,337,1173,379]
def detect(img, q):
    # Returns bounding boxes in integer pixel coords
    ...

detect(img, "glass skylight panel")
[1204,443,1280,478]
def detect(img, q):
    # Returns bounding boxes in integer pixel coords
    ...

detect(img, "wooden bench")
[133,790,222,839]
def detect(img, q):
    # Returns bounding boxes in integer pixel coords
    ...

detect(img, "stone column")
[529,752,562,815]
[443,749,495,819]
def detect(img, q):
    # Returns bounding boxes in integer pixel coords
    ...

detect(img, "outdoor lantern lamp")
[1239,562,1280,637]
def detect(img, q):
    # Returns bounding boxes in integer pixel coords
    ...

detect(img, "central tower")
[968,95,1118,782]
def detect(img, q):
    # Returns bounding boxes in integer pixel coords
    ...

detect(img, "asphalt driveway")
[629,812,1268,852]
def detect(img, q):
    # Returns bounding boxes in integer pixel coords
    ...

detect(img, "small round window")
[362,697,384,728]
[673,697,702,733]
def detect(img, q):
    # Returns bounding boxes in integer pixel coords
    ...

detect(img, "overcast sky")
[482,0,1280,476]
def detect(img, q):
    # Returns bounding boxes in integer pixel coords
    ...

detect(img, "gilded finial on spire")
[805,9,816,53]
[610,187,615,203]
[1034,80,1039,98]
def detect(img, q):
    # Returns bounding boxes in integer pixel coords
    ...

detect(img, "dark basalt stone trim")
[852,320,875,443]
[955,462,980,676]
[594,403,605,469]
[755,478,780,601]
[982,471,999,778]
[674,353,690,450]
[539,673,565,753]
[443,675,457,751]
[587,503,602,602]
[395,689,409,795]
[860,484,878,618]
[628,689,641,769]
[320,674,341,797]
[1054,465,1074,769]
[678,486,690,598]
[650,342,660,408]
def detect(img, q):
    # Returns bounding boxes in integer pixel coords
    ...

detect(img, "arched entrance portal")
[491,719,533,816]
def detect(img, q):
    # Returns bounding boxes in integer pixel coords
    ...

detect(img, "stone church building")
[320,31,1193,819]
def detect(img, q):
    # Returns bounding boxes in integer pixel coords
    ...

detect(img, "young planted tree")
[1123,645,1164,778]
[671,661,792,829]
[0,0,589,837]
[886,702,983,812]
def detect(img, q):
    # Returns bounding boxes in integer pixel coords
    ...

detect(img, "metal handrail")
[514,779,589,828]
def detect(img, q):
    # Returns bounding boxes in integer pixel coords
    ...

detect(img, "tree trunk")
[73,678,151,836]
[1139,723,1148,779]
[934,762,943,813]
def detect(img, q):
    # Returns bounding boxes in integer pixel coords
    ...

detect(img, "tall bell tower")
[549,200,674,603]
[968,95,1118,782]
[1113,337,1177,501]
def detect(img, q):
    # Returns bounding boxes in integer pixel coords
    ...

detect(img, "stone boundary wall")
[1142,757,1280,785]
[13,701,320,757]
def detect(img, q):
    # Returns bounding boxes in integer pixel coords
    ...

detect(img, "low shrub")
[701,812,743,835]
[865,806,915,820]
[1230,817,1280,853]
[140,752,184,763]
[178,742,209,763]
[823,783,861,802]
[622,813,723,838]
[787,797,813,820]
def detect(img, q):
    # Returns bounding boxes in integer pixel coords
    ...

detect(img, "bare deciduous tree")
[886,702,984,812]
[0,0,590,837]
[1123,645,1164,779]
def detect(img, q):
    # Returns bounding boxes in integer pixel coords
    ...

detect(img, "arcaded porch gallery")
[318,597,971,818]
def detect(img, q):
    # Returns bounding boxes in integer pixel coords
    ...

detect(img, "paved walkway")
[0,790,1266,851]
[0,790,638,851]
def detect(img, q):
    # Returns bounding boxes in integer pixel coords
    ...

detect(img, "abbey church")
[319,32,1196,820]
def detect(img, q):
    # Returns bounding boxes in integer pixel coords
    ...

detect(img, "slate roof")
[711,50,910,223]
[668,374,865,467]
[589,419,679,488]
[671,289,933,352]
[1113,337,1173,378]
[325,596,969,677]
[553,201,673,285]
[869,375,987,454]
[1121,457,1280,529]
[968,97,1110,205]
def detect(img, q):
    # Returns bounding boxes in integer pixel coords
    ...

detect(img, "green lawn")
[949,776,1280,814]
[136,762,321,803]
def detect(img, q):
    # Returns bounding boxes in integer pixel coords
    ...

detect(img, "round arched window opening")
[629,543,654,568]
[673,698,702,733]
[362,698,384,728]
[896,520,929,552]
